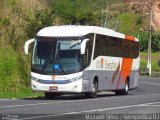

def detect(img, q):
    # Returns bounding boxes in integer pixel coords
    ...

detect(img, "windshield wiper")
[70,40,81,49]
[57,63,66,75]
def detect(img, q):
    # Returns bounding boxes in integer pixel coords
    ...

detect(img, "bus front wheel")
[85,81,98,98]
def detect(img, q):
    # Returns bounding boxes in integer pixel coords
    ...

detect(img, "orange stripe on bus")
[116,58,133,89]
[121,35,135,83]
[125,35,135,41]
[121,58,133,84]
[116,35,135,89]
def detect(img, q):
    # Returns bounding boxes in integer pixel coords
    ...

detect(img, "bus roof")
[37,25,137,41]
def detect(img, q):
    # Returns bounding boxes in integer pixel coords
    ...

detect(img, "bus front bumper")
[31,79,83,93]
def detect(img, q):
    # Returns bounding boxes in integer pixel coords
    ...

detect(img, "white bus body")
[25,25,139,99]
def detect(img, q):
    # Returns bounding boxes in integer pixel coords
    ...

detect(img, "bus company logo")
[105,61,117,70]
[96,58,104,69]
[101,58,104,67]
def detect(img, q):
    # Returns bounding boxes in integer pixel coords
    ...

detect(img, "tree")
[139,32,160,52]
[53,0,101,25]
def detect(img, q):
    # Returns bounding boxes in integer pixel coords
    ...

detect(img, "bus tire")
[115,80,129,95]
[45,92,56,99]
[123,80,129,95]
[85,81,98,98]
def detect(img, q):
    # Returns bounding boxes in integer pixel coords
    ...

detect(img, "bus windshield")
[32,37,82,75]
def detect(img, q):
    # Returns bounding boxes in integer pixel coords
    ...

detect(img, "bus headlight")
[70,77,78,82]
[32,77,39,81]
[68,77,80,82]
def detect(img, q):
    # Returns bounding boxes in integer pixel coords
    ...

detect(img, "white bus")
[24,25,139,99]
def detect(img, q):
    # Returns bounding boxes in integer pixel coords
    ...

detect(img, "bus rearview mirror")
[24,39,35,54]
[81,39,90,55]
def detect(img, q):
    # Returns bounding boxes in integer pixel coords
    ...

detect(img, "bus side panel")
[86,56,124,91]
[85,56,139,91]
[81,70,92,92]
[129,56,140,89]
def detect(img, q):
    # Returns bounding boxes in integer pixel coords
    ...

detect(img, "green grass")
[0,46,44,98]
[140,52,160,75]
[0,85,44,99]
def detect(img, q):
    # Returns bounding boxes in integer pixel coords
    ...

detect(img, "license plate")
[49,86,58,91]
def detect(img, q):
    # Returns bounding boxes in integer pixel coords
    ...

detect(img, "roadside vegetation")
[140,52,160,75]
[0,0,159,98]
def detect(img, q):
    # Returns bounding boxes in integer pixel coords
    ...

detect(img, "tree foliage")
[117,13,144,35]
[139,32,160,52]
[52,0,102,25]
[23,9,54,38]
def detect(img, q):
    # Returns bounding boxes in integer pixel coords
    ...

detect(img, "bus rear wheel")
[85,81,98,98]
[115,80,129,95]
[45,92,56,99]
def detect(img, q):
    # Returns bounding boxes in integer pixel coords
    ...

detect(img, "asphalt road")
[0,77,160,120]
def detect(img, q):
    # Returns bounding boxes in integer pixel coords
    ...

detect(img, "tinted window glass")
[94,34,139,59]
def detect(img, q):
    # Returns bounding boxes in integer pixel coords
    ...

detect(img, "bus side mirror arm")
[81,39,90,55]
[24,39,35,54]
